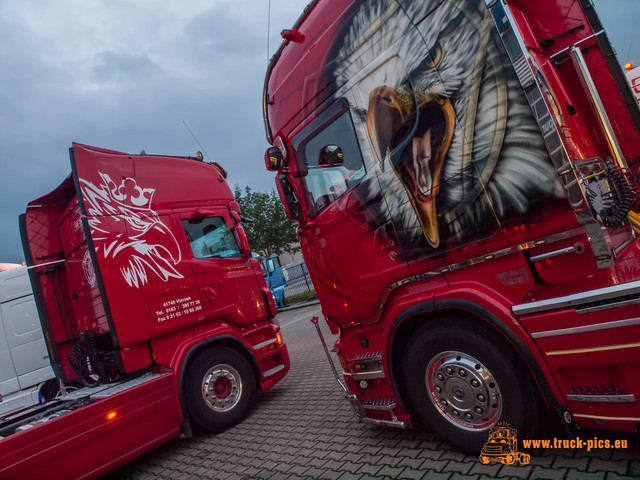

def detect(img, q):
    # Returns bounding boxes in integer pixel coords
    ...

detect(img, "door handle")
[201,287,216,301]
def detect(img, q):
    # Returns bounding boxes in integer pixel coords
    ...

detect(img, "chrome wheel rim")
[426,350,502,431]
[201,363,242,412]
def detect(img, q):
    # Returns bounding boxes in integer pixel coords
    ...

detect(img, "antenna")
[182,120,212,162]
[267,0,272,64]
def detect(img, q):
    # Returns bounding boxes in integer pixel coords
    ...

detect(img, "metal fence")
[283,262,317,306]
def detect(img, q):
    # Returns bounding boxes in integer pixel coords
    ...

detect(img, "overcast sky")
[0,0,638,264]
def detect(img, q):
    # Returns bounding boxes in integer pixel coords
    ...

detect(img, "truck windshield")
[267,256,281,273]
[300,110,366,216]
[182,217,241,259]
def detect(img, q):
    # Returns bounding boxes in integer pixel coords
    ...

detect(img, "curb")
[276,300,321,312]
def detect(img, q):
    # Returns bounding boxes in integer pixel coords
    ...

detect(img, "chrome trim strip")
[262,364,285,378]
[567,394,635,403]
[546,342,640,356]
[530,243,583,263]
[570,46,627,171]
[513,280,640,316]
[531,317,640,338]
[573,413,640,422]
[252,338,277,351]
[578,297,640,314]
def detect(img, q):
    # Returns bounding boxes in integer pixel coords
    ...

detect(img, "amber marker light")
[106,411,118,421]
[625,62,634,71]
[276,332,283,344]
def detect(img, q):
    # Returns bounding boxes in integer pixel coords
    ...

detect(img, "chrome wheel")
[202,363,242,412]
[426,350,502,431]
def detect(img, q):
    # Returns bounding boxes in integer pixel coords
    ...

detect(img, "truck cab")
[254,253,289,308]
[263,0,640,453]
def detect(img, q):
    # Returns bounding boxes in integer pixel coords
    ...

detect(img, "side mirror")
[265,146,285,171]
[319,145,344,167]
[234,225,251,259]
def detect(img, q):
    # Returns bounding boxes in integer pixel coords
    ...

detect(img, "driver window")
[182,217,241,259]
[301,111,366,216]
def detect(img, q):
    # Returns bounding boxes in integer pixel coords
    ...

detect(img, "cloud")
[185,4,263,57]
[93,51,162,83]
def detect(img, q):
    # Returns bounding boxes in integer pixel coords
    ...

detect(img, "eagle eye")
[425,41,443,70]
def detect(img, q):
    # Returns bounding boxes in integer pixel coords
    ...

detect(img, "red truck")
[0,143,289,479]
[263,0,640,453]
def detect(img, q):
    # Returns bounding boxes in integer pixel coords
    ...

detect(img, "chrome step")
[362,397,396,411]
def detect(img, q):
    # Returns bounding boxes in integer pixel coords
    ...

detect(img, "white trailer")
[0,265,55,417]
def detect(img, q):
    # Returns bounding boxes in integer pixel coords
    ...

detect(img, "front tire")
[402,317,542,454]
[184,347,257,432]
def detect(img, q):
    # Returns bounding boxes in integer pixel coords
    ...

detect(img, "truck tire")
[402,318,542,454]
[184,347,257,432]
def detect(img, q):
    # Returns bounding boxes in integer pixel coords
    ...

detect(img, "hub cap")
[426,350,501,431]
[201,364,242,412]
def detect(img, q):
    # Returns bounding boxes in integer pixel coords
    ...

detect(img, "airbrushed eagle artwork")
[327,0,563,256]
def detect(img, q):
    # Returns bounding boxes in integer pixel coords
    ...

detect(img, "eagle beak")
[367,87,455,248]
[367,86,413,169]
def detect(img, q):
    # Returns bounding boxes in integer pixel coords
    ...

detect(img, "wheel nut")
[445,367,453,375]
[452,409,459,416]
[465,413,473,419]
[459,369,467,377]
[435,386,442,393]
[477,394,485,402]
[437,373,445,381]
[471,379,480,387]
[475,407,483,414]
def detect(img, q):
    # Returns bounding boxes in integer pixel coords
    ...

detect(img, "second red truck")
[0,143,289,479]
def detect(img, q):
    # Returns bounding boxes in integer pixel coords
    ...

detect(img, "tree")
[234,185,300,259]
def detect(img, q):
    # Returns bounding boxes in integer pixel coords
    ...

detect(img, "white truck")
[627,65,640,103]
[0,265,56,417]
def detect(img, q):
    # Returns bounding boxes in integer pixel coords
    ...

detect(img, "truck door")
[176,209,267,327]
[289,94,415,324]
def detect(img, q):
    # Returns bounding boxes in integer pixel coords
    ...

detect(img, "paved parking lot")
[105,305,639,480]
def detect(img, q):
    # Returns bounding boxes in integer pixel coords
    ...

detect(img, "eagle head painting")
[327,0,563,256]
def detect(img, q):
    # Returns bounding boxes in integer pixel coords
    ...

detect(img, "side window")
[298,110,366,216]
[181,217,241,259]
[267,256,281,273]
